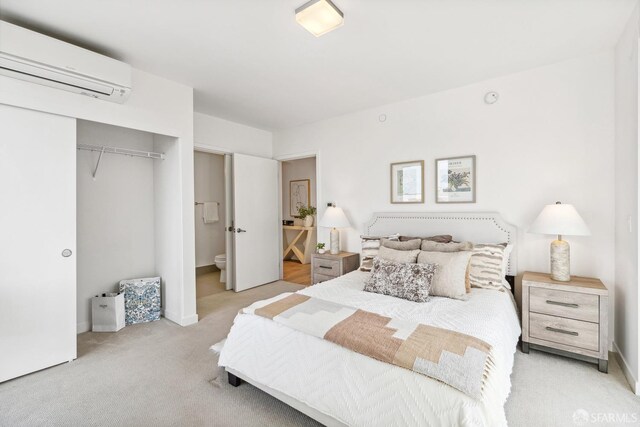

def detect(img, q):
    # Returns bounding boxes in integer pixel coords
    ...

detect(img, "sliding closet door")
[232,153,279,291]
[0,105,77,382]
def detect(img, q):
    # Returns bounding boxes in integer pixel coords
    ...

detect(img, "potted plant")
[316,243,326,254]
[297,205,317,227]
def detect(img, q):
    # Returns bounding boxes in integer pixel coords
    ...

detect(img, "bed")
[217,212,521,427]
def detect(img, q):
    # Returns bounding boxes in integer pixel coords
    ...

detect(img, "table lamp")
[318,204,350,254]
[529,201,590,281]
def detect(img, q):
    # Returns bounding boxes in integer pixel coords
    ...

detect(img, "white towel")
[203,202,219,223]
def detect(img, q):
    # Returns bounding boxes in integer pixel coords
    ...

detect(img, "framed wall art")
[390,160,424,204]
[290,179,310,216]
[435,155,476,203]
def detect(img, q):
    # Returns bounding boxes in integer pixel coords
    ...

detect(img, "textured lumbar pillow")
[364,258,437,302]
[377,245,420,263]
[469,243,509,291]
[417,251,472,300]
[359,233,400,271]
[421,240,474,252]
[381,238,421,251]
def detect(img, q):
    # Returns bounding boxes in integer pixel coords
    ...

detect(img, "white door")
[232,153,279,291]
[224,153,234,291]
[0,105,77,382]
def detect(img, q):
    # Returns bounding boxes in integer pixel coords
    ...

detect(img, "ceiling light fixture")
[295,0,344,37]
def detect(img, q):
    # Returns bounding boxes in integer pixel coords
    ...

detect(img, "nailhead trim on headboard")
[363,212,517,276]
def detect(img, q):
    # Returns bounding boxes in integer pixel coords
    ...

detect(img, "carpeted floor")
[0,281,638,427]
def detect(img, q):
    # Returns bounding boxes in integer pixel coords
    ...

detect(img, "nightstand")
[522,271,609,373]
[311,252,360,284]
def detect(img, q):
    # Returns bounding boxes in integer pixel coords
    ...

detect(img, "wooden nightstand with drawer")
[311,252,360,285]
[522,271,609,372]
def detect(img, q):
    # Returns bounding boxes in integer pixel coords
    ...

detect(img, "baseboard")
[613,341,640,395]
[180,313,199,326]
[76,321,91,334]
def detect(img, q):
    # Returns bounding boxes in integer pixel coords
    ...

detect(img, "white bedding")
[218,271,521,427]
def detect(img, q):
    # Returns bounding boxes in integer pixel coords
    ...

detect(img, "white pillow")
[417,251,472,299]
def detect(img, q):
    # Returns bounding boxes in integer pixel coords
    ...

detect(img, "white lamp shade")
[529,203,590,236]
[319,206,350,229]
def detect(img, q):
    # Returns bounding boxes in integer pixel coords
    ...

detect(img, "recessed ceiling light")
[295,0,344,37]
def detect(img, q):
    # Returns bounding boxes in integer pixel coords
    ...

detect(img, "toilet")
[214,254,226,283]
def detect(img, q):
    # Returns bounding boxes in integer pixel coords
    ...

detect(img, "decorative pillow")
[364,258,437,302]
[500,244,514,290]
[400,235,453,243]
[377,246,420,263]
[359,233,400,271]
[421,240,474,252]
[381,238,421,251]
[469,244,509,291]
[417,251,472,299]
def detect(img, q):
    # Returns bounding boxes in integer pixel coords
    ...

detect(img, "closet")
[0,105,181,383]
[76,120,160,333]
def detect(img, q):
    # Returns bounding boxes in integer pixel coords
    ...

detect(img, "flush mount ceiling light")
[295,0,344,37]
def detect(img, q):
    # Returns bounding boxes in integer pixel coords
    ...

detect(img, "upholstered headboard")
[363,212,518,277]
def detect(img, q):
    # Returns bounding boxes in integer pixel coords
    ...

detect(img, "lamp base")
[550,239,570,281]
[330,228,340,255]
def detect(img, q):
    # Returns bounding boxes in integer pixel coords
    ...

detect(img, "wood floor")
[283,260,311,286]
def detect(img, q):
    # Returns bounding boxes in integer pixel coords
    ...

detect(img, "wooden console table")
[283,225,316,264]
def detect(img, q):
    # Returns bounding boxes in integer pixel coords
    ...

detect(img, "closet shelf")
[77,144,165,160]
[77,143,165,179]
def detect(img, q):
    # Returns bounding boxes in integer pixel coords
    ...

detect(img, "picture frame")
[290,179,310,217]
[390,160,424,204]
[435,155,476,203]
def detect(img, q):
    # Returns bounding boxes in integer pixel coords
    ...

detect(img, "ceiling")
[0,0,636,130]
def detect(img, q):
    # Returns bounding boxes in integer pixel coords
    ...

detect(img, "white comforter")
[218,271,521,427]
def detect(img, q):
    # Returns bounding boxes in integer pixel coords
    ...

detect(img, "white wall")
[194,152,226,267]
[282,157,317,221]
[0,67,197,327]
[76,121,156,333]
[194,112,272,157]
[274,52,616,344]
[614,3,640,394]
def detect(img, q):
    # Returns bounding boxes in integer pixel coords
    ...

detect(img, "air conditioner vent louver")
[0,20,131,103]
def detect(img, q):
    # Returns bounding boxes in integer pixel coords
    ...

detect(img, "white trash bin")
[92,292,125,332]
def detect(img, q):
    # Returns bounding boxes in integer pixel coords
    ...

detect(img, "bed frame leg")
[228,372,242,387]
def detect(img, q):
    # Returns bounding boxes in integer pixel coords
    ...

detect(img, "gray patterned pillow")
[469,243,508,291]
[364,258,437,303]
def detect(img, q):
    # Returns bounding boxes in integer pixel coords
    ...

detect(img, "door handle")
[236,228,247,233]
[61,249,72,257]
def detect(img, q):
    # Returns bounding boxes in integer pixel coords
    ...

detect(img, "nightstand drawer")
[313,259,340,276]
[313,273,335,284]
[529,287,599,323]
[529,312,599,352]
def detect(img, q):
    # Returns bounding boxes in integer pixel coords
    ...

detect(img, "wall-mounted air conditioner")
[0,20,132,103]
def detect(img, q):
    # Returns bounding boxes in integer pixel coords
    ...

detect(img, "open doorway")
[281,156,317,286]
[194,151,228,301]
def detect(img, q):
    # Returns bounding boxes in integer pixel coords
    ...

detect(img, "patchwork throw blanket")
[242,293,495,399]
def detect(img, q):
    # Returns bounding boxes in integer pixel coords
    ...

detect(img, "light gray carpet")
[0,281,638,427]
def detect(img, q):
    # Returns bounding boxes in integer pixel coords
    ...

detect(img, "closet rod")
[77,144,165,160]
[195,201,219,206]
